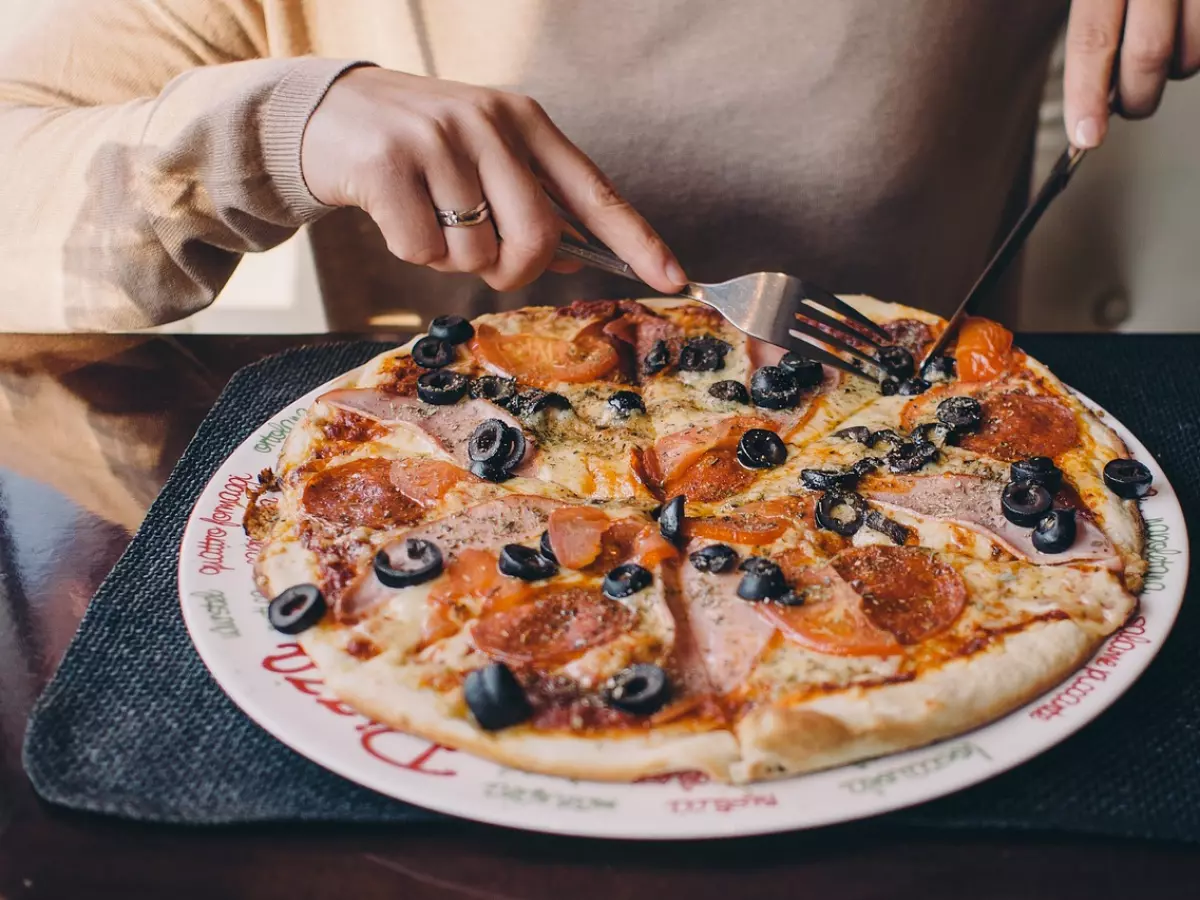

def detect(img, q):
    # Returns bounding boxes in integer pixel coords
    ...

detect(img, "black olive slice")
[411,336,454,369]
[511,389,571,417]
[750,366,801,409]
[416,370,469,406]
[779,353,825,388]
[464,662,532,731]
[678,335,731,372]
[1103,458,1153,499]
[268,584,327,634]
[708,380,750,403]
[1032,508,1077,554]
[608,390,646,416]
[875,345,915,380]
[469,375,518,408]
[880,377,900,396]
[851,456,884,477]
[833,425,873,444]
[800,467,858,492]
[922,355,957,382]
[911,421,953,448]
[689,543,738,574]
[1001,480,1054,527]
[603,563,653,599]
[428,315,475,345]
[374,539,444,588]
[659,496,686,546]
[737,428,788,469]
[468,419,515,465]
[1011,456,1063,493]
[864,508,911,545]
[497,544,558,581]
[885,440,939,474]
[736,557,788,601]
[603,663,671,715]
[897,377,931,396]
[539,529,557,564]
[815,491,865,536]
[642,339,672,375]
[868,429,907,450]
[936,395,983,432]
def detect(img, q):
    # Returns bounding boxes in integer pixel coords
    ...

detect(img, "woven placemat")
[22,335,1199,839]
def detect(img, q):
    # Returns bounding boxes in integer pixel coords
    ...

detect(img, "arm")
[0,0,366,330]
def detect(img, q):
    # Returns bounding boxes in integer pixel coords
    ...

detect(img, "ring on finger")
[435,199,491,228]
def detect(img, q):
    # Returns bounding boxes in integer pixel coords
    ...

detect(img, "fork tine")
[789,318,884,371]
[791,300,885,352]
[784,330,876,381]
[797,282,892,341]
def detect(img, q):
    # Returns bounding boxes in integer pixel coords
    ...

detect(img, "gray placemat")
[22,336,1200,839]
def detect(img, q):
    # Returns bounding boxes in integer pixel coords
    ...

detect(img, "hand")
[1064,0,1200,147]
[300,67,686,293]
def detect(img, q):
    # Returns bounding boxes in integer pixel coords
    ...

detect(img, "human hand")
[301,67,686,293]
[1064,0,1200,148]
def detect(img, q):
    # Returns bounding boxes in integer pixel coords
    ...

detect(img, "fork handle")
[556,234,644,284]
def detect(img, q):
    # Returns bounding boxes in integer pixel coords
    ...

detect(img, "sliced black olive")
[374,539,444,588]
[864,508,911,545]
[498,543,558,581]
[880,377,900,396]
[800,467,858,492]
[415,369,469,406]
[511,388,571,417]
[468,418,515,465]
[875,345,915,380]
[464,662,532,731]
[1011,456,1063,493]
[1001,480,1054,527]
[737,428,788,469]
[268,584,327,634]
[885,440,939,474]
[868,428,908,450]
[750,366,801,410]
[922,355,957,383]
[608,390,645,416]
[678,335,731,372]
[428,314,475,345]
[603,663,671,715]
[708,380,750,403]
[1032,508,1077,553]
[539,529,557,564]
[642,339,672,375]
[737,557,788,601]
[936,395,983,432]
[689,543,738,574]
[469,460,510,483]
[603,563,653,599]
[851,456,884,478]
[833,425,873,444]
[896,377,931,396]
[911,421,953,448]
[815,491,865,536]
[775,588,807,607]
[659,495,686,546]
[1103,458,1153,499]
[411,335,454,369]
[469,375,518,408]
[779,353,825,388]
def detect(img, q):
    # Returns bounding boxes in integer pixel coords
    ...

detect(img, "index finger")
[518,104,687,293]
[1063,0,1126,146]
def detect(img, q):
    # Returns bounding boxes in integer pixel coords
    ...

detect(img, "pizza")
[246,296,1150,783]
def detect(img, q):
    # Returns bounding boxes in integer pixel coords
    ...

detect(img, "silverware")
[918,144,1088,371]
[556,235,889,380]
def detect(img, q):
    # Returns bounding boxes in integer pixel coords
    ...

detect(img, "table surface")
[0,332,1197,900]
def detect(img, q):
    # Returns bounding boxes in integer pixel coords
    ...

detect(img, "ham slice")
[335,495,562,621]
[319,389,534,472]
[863,474,1120,568]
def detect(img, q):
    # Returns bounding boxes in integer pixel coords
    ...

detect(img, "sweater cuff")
[261,58,376,223]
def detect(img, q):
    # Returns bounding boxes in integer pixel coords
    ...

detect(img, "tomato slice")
[632,524,678,567]
[470,323,618,387]
[389,458,475,505]
[759,565,902,657]
[430,548,531,614]
[547,506,612,569]
[652,415,775,485]
[955,316,1014,383]
[685,513,789,546]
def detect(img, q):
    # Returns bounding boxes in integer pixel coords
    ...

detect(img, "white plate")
[179,382,1188,840]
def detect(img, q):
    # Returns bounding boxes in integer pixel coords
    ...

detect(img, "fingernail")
[1074,117,1101,148]
[665,259,687,287]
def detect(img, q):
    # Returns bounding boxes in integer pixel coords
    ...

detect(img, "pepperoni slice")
[666,448,759,503]
[957,391,1079,462]
[761,566,902,657]
[301,458,423,529]
[882,318,936,355]
[422,548,533,645]
[652,415,776,485]
[685,513,789,546]
[547,506,612,569]
[955,316,1014,383]
[470,322,618,387]
[832,546,967,644]
[471,586,635,665]
[389,458,476,505]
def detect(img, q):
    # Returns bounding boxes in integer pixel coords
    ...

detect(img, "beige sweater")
[0,0,1068,332]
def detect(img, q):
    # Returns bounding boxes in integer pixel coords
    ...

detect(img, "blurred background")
[4,0,1198,335]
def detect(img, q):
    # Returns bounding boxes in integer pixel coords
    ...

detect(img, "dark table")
[0,332,1197,900]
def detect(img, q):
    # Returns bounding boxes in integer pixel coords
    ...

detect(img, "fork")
[557,235,890,380]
